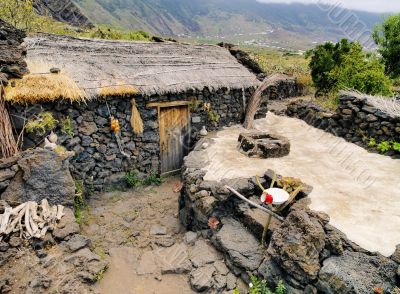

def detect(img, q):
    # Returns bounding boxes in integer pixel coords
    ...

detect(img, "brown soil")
[81,176,196,294]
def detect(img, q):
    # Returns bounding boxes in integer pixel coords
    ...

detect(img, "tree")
[305,39,353,95]
[306,39,392,96]
[329,44,393,96]
[373,14,400,79]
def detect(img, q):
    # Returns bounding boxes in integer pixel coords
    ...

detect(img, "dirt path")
[81,176,198,294]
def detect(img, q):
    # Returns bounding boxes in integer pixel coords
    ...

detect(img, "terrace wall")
[8,87,258,191]
[286,93,400,158]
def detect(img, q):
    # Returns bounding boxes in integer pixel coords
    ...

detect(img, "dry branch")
[243,74,291,129]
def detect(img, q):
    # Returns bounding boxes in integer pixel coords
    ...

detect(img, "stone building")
[5,34,261,190]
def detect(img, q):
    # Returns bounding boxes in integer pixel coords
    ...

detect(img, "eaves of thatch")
[5,33,260,104]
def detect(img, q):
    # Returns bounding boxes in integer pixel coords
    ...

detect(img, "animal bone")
[0,199,65,241]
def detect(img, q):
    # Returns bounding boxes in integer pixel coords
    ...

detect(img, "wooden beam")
[146,101,190,108]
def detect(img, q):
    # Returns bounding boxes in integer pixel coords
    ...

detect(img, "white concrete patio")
[203,112,400,256]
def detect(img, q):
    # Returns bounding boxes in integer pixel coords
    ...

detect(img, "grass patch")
[73,180,92,225]
[311,93,340,111]
[142,171,163,186]
[244,47,313,93]
[124,171,142,188]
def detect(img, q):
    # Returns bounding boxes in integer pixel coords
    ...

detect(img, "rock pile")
[0,206,108,293]
[238,132,290,158]
[0,19,29,86]
[286,93,400,158]
[180,138,400,293]
[0,148,75,206]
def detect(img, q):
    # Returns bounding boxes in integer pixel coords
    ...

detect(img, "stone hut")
[5,34,261,190]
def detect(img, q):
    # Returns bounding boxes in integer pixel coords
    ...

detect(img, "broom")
[130,98,144,135]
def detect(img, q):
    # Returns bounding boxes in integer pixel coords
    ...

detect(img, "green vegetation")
[364,137,400,154]
[124,170,163,188]
[373,14,400,79]
[306,39,392,96]
[73,180,86,224]
[0,0,152,41]
[208,110,220,123]
[142,171,163,186]
[377,141,392,153]
[124,170,142,188]
[246,48,313,92]
[233,276,285,294]
[25,112,58,135]
[82,25,151,41]
[60,117,74,138]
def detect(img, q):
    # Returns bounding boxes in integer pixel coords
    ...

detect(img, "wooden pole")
[225,185,284,222]
[0,86,18,159]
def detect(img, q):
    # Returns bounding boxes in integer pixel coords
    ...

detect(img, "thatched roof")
[7,34,260,103]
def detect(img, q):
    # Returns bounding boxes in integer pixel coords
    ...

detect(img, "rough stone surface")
[214,218,263,271]
[33,0,93,28]
[189,264,215,292]
[184,231,198,245]
[268,208,326,284]
[1,149,75,206]
[238,132,290,158]
[157,243,192,274]
[317,251,398,293]
[65,235,92,252]
[0,19,28,82]
[9,88,259,191]
[190,239,220,267]
[150,225,167,236]
[391,244,400,264]
[286,94,400,158]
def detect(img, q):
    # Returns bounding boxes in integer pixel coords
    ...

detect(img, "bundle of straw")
[130,99,144,134]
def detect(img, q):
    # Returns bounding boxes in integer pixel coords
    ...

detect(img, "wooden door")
[159,105,190,174]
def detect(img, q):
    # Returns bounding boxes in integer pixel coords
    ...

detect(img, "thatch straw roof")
[9,34,260,103]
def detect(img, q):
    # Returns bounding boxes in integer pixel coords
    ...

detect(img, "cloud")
[257,0,400,13]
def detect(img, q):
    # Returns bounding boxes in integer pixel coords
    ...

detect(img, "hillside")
[73,0,383,49]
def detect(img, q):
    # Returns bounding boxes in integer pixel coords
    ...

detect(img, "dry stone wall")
[286,93,400,158]
[9,87,258,191]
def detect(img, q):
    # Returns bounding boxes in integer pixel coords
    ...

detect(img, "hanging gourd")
[110,116,120,133]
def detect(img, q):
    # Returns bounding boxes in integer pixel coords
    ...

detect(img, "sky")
[257,0,400,13]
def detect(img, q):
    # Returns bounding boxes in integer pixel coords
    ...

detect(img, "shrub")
[142,171,163,186]
[124,170,141,188]
[373,14,400,78]
[306,39,392,96]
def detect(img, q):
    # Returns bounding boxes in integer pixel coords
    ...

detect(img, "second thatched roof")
[7,33,260,103]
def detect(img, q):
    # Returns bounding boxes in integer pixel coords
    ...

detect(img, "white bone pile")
[0,199,64,241]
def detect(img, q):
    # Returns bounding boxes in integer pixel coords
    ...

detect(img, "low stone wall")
[179,139,400,293]
[9,87,257,190]
[286,93,400,158]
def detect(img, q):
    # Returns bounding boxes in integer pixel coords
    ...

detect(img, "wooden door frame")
[147,101,191,176]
